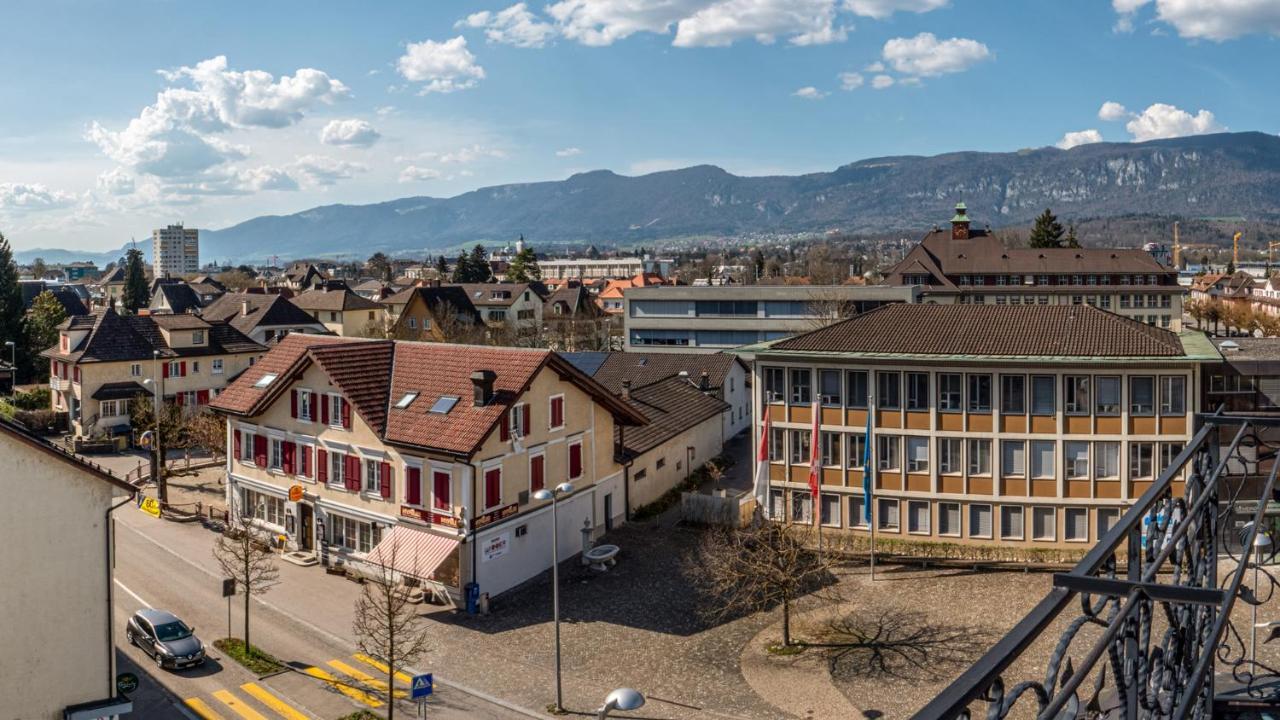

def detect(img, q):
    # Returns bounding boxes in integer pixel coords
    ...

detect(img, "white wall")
[473,487,595,597]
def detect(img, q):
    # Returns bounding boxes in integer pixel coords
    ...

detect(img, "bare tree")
[353,540,433,718]
[186,410,227,462]
[804,287,859,331]
[693,522,833,646]
[213,513,280,653]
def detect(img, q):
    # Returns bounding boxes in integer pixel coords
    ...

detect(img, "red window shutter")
[433,471,450,510]
[320,396,330,425]
[522,405,531,435]
[500,410,510,441]
[290,390,298,419]
[531,455,545,492]
[300,446,310,478]
[347,455,360,491]
[552,397,563,428]
[380,462,392,499]
[406,467,421,506]
[176,393,185,407]
[162,363,169,379]
[253,435,267,467]
[283,441,296,475]
[309,392,318,420]
[196,389,209,405]
[180,361,187,377]
[485,469,501,508]
[317,449,328,483]
[341,399,351,429]
[569,443,582,479]
[233,431,241,459]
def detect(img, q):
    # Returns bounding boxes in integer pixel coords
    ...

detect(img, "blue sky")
[2,0,1279,252]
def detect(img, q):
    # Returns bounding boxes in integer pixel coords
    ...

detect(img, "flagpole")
[868,388,876,582]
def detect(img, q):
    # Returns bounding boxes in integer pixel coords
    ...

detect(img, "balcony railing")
[915,412,1280,719]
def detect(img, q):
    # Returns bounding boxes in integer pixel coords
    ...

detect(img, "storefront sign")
[473,503,519,530]
[400,505,460,528]
[288,484,304,502]
[482,532,510,562]
[138,496,161,518]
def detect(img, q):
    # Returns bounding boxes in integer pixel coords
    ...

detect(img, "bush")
[212,638,282,675]
[15,409,63,433]
[12,386,50,410]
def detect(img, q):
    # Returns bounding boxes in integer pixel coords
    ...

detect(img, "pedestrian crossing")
[183,653,416,718]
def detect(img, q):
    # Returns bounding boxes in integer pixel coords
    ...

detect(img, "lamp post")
[143,349,167,503]
[3,340,13,394]
[596,688,645,720]
[532,481,574,713]
[1252,532,1274,667]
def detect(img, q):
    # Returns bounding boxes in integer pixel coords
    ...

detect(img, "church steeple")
[950,202,971,240]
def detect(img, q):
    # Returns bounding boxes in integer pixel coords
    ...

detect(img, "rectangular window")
[769,427,784,462]
[364,458,380,494]
[939,438,962,474]
[130,363,141,377]
[550,395,565,429]
[1130,376,1155,416]
[1065,508,1088,542]
[1097,508,1121,538]
[530,454,546,493]
[820,493,840,527]
[969,504,993,538]
[1002,440,1025,477]
[1096,442,1120,479]
[849,496,869,528]
[770,489,785,519]
[906,372,929,411]
[789,368,811,405]
[877,498,899,531]
[1064,376,1090,415]
[329,515,376,554]
[1032,507,1056,541]
[819,370,842,407]
[790,430,811,464]
[846,433,866,468]
[212,358,224,375]
[242,489,285,527]
[938,502,961,536]
[1031,375,1055,415]
[791,491,812,524]
[821,432,840,467]
[967,374,991,412]
[877,371,900,409]
[906,437,929,473]
[1160,376,1185,415]
[907,501,930,534]
[846,371,868,408]
[1001,506,1025,540]
[938,373,963,412]
[1159,442,1184,473]
[329,451,345,486]
[484,467,502,510]
[1129,442,1154,479]
[1065,441,1089,479]
[1095,376,1121,415]
[568,442,583,479]
[877,435,899,471]
[968,439,991,475]
[764,367,785,403]
[433,470,451,511]
[1000,375,1026,414]
[269,438,283,471]
[1029,441,1055,479]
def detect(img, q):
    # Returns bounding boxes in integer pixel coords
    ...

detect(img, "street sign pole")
[222,578,236,640]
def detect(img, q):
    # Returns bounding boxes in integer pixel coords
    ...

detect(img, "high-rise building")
[152,224,199,278]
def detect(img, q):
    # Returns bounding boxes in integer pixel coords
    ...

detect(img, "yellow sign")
[139,497,161,518]
[288,485,304,502]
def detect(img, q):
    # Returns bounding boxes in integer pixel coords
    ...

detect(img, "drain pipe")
[105,487,137,696]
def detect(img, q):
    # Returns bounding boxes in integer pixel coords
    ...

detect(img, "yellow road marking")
[185,698,227,720]
[327,659,406,697]
[213,690,269,720]
[301,666,384,708]
[240,683,311,720]
[352,653,412,684]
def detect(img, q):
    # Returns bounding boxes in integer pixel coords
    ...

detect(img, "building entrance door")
[299,503,314,551]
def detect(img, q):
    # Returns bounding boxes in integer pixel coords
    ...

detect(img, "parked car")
[126,608,206,670]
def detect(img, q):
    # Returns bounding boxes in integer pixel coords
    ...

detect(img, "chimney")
[699,371,710,391]
[240,300,250,317]
[471,370,497,407]
[950,201,971,240]
[621,380,632,401]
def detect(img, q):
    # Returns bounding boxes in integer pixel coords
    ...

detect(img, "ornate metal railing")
[915,413,1280,719]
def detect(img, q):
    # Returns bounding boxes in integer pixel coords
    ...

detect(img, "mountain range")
[18,131,1280,265]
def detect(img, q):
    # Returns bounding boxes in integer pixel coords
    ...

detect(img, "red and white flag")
[808,400,821,526]
[753,410,772,514]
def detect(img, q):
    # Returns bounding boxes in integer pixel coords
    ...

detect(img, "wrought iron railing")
[914,412,1280,719]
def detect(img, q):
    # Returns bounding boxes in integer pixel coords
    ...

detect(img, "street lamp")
[3,340,13,394]
[1252,531,1274,667]
[532,481,574,713]
[143,348,166,503]
[596,688,645,720]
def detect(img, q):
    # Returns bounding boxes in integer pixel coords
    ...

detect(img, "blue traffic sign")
[411,673,434,699]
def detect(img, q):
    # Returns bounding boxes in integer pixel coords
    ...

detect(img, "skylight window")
[429,395,460,414]
[395,392,419,409]
[253,373,278,389]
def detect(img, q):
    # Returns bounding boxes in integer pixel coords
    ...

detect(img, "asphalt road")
[113,505,526,719]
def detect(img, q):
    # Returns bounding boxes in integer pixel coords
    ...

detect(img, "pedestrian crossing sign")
[411,673,433,699]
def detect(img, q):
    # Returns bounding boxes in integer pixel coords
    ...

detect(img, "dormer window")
[192,330,205,345]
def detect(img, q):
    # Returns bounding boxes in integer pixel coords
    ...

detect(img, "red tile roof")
[210,334,350,415]
[309,341,394,434]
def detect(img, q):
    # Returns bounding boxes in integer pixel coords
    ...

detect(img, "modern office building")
[152,224,200,278]
[539,256,675,281]
[623,284,920,353]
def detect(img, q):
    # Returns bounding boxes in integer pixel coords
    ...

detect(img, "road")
[113,504,527,719]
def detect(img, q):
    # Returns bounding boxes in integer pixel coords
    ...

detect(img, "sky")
[2,0,1280,253]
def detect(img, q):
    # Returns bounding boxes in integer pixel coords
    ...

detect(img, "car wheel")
[154,652,165,669]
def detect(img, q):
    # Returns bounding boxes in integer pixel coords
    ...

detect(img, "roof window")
[253,373,278,388]
[430,395,460,414]
[395,392,419,409]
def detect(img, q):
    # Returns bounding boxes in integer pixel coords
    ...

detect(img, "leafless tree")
[434,302,487,345]
[186,410,227,462]
[353,539,433,718]
[692,522,833,646]
[816,609,989,682]
[213,513,280,653]
[804,287,859,331]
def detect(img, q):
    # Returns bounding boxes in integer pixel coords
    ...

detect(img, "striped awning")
[364,526,458,580]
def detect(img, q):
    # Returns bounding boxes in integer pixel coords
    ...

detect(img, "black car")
[126,608,206,669]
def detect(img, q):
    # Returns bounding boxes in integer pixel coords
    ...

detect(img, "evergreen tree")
[0,232,27,380]
[450,252,471,283]
[1064,223,1081,249]
[1227,259,1237,275]
[26,291,66,381]
[468,244,492,282]
[506,245,542,282]
[433,255,449,276]
[1027,208,1067,249]
[122,248,149,314]
[367,252,392,282]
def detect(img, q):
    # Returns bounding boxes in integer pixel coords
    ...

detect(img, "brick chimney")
[950,201,971,240]
[621,380,632,401]
[471,370,497,407]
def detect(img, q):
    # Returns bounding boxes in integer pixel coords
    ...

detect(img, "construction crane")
[1269,241,1280,265]
[1234,231,1243,266]
[1171,222,1215,267]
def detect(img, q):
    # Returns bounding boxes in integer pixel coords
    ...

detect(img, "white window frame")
[329,451,345,488]
[212,358,224,375]
[906,437,929,473]
[1032,506,1057,541]
[1000,506,1025,540]
[907,500,931,535]
[968,439,991,476]
[130,363,141,377]
[849,495,869,528]
[969,504,993,539]
[877,498,900,532]
[329,394,345,428]
[939,437,962,475]
[1064,508,1089,543]
[269,437,283,471]
[938,502,961,537]
[820,493,841,528]
[363,457,381,494]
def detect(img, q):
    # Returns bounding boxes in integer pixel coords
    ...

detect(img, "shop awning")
[92,381,153,401]
[364,525,458,580]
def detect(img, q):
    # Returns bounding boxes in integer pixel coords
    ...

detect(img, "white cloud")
[420,144,507,164]
[319,118,381,147]
[375,105,397,117]
[96,168,136,196]
[1055,129,1104,149]
[0,183,76,213]
[881,33,991,77]
[460,3,558,47]
[1112,0,1280,40]
[871,74,895,89]
[845,0,949,20]
[399,165,442,182]
[838,72,865,90]
[864,61,885,72]
[158,56,348,129]
[673,0,848,47]
[1124,103,1224,141]
[289,155,366,186]
[1098,101,1130,121]
[555,147,583,157]
[238,165,299,192]
[397,36,486,94]
[793,86,828,100]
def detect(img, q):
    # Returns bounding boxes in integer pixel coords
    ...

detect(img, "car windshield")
[153,621,191,642]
